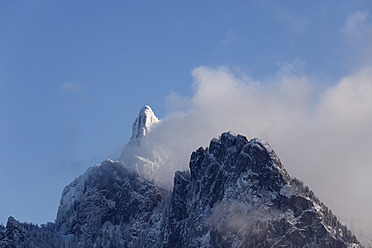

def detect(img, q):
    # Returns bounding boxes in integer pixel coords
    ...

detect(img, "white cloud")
[142,64,372,243]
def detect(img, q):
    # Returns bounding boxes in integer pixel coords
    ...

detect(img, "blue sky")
[1,0,372,233]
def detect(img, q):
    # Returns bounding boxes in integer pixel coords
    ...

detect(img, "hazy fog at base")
[143,65,372,241]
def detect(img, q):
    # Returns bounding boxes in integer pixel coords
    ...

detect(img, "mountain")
[167,132,360,247]
[119,105,172,189]
[125,105,159,145]
[0,106,362,247]
[55,159,167,247]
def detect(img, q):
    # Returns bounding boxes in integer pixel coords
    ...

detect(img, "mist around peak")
[119,65,372,245]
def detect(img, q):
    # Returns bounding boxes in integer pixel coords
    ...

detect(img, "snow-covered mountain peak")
[0,128,363,247]
[119,105,172,188]
[129,105,159,144]
[170,132,361,247]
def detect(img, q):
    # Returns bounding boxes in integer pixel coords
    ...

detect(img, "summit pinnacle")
[129,105,159,144]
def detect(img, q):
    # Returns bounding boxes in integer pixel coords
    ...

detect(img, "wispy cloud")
[207,200,280,237]
[344,11,369,35]
[215,29,240,53]
[60,82,82,93]
[164,91,190,113]
[140,63,372,243]
[276,9,309,33]
[342,11,372,69]
[276,59,307,75]
[221,30,239,47]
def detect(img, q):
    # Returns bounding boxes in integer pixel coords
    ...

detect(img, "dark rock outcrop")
[55,159,167,247]
[0,106,362,248]
[166,132,360,248]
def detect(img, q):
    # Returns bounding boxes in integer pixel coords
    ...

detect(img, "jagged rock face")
[129,105,158,144]
[0,217,27,248]
[56,159,167,247]
[167,132,360,248]
[0,106,362,247]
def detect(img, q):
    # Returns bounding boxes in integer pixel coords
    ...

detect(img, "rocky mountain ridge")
[167,132,360,247]
[0,106,362,247]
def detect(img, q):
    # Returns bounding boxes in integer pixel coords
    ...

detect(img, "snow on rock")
[119,105,174,189]
[129,105,159,144]
[0,105,363,247]
[55,159,167,247]
[167,132,361,248]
